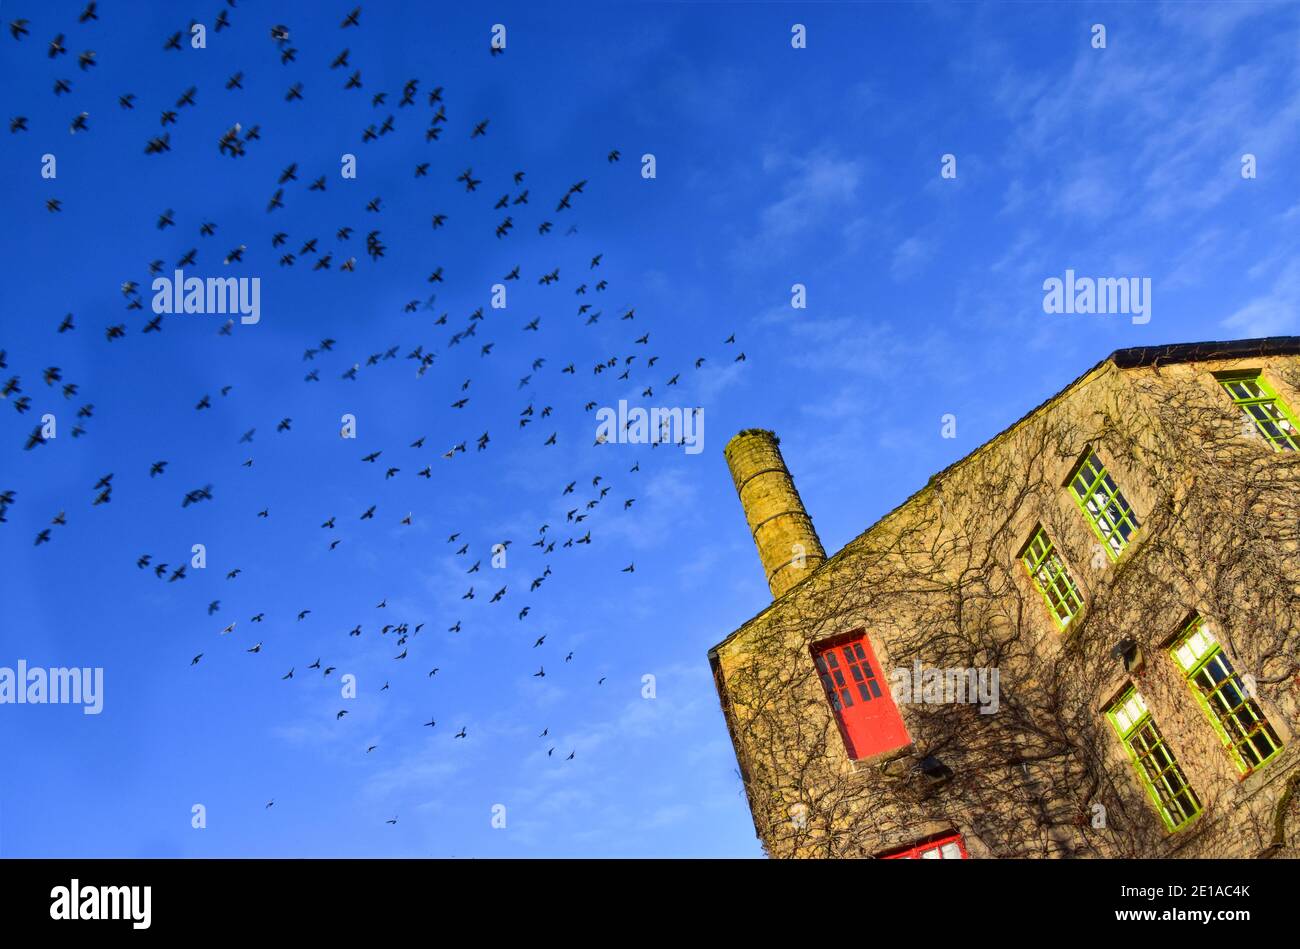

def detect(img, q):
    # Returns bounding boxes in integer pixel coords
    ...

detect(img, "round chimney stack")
[724,429,826,599]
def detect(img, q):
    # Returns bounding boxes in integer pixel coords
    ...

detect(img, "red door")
[813,633,910,760]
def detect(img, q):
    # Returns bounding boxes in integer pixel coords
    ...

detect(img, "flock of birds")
[3,3,749,829]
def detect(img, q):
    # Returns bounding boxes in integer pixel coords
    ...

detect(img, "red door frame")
[811,630,910,761]
[880,832,969,859]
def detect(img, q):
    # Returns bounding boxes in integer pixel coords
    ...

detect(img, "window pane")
[1070,452,1139,557]
[1170,616,1284,775]
[1021,527,1083,628]
[1109,688,1201,830]
[1221,373,1300,452]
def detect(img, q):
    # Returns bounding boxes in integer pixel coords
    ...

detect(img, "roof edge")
[1108,335,1300,369]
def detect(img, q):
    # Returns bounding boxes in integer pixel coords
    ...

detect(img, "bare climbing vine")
[718,361,1300,858]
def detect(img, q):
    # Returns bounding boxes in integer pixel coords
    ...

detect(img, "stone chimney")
[724,429,826,599]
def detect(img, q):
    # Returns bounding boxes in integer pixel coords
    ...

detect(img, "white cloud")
[890,235,933,281]
[731,150,868,264]
[1222,259,1300,337]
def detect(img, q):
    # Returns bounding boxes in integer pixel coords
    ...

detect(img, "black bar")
[0,858,1282,934]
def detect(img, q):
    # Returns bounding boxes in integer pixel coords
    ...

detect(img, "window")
[812,633,910,761]
[1020,526,1085,627]
[881,832,968,860]
[1068,450,1140,559]
[1171,616,1282,775]
[1218,372,1300,452]
[1106,688,1201,831]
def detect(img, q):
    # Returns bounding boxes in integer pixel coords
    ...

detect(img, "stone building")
[709,337,1300,858]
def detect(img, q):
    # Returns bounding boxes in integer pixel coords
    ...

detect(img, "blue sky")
[1,1,1298,857]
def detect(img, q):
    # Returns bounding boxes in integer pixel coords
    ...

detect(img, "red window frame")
[880,832,969,860]
[812,631,910,761]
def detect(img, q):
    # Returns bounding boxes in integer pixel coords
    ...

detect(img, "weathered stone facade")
[710,338,1300,858]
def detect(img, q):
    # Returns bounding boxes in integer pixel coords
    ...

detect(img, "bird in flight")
[182,485,214,507]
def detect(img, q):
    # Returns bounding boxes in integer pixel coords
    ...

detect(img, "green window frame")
[1170,616,1283,776]
[1106,688,1202,832]
[1019,526,1084,628]
[1068,450,1140,560]
[1218,372,1300,452]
